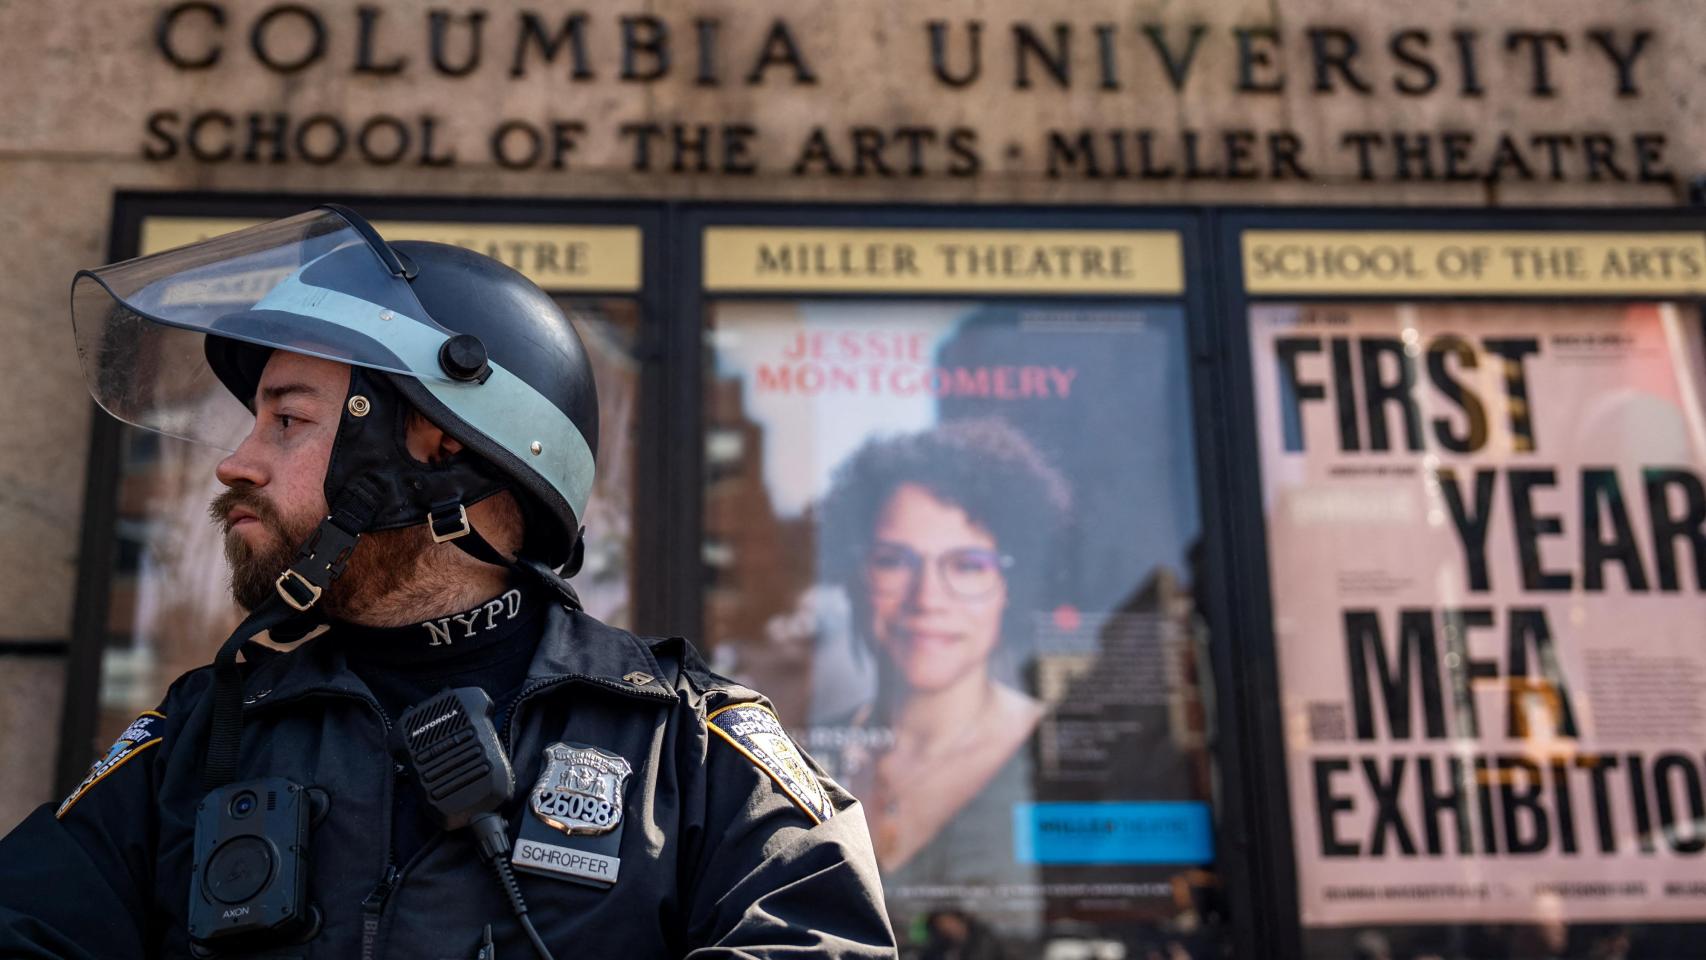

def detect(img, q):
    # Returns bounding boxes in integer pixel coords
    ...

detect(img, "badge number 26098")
[529,743,632,837]
[533,789,618,830]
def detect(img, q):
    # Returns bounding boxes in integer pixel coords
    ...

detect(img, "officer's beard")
[209,485,435,619]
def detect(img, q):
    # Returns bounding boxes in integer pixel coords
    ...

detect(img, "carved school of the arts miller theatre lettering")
[142,4,1673,185]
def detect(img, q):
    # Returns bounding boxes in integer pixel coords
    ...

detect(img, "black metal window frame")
[675,202,1262,957]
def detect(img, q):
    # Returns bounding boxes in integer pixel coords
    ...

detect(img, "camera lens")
[230,791,258,819]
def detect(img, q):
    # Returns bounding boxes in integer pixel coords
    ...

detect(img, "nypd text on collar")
[422,587,522,646]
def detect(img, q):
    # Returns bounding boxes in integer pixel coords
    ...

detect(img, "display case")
[682,207,1245,958]
[1219,209,1706,960]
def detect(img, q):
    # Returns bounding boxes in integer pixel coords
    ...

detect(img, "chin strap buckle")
[271,507,369,615]
[429,503,471,543]
[274,569,323,612]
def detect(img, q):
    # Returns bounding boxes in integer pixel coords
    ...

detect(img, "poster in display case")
[1240,225,1706,959]
[698,224,1230,957]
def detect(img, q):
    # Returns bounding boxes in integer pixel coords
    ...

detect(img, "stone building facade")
[1,1,1702,956]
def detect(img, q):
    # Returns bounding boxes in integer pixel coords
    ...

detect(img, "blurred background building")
[2,1,1705,957]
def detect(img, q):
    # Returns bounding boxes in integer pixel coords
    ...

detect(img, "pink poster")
[1250,302,1706,926]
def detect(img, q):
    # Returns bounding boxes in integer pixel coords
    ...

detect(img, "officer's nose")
[215,426,270,488]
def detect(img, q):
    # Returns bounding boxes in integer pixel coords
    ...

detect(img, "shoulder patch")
[57,712,165,819]
[707,703,834,824]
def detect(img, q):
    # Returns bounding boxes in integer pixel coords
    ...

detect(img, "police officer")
[0,207,896,958]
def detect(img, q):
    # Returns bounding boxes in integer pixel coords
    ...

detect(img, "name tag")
[513,837,621,884]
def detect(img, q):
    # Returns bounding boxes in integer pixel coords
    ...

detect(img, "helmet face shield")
[71,209,457,450]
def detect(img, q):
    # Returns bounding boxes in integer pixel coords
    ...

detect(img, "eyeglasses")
[864,542,1013,600]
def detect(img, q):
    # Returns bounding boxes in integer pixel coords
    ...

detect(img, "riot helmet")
[72,206,599,602]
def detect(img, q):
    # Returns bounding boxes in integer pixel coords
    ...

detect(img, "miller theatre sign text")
[141,2,1676,186]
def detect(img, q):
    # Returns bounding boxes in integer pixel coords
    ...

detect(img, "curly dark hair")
[817,417,1072,668]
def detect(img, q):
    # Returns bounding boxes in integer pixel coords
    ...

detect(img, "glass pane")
[704,299,1228,958]
[93,298,642,745]
[561,300,642,629]
[1248,301,1706,958]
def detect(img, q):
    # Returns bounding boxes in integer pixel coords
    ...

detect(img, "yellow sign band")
[704,227,1183,294]
[139,217,643,292]
[1243,230,1706,296]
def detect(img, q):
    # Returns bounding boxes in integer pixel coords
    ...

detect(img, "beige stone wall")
[0,0,1700,831]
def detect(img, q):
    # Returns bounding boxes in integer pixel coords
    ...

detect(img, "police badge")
[513,743,632,887]
[530,743,631,835]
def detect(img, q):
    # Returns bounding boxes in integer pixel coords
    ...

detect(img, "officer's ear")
[404,410,464,464]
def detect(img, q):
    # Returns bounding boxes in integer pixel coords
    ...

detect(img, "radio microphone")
[398,688,555,960]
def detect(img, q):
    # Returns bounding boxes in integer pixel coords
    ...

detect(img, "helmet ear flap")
[325,368,510,534]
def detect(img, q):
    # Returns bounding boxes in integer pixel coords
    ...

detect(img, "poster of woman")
[815,417,1068,881]
[702,299,1222,956]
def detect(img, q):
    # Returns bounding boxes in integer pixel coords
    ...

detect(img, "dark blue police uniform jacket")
[0,604,896,958]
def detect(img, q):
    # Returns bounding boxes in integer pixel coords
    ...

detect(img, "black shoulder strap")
[201,600,300,790]
[202,489,376,791]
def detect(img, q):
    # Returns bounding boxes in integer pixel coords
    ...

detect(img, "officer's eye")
[273,411,313,434]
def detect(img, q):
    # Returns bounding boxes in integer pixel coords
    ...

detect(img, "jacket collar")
[519,605,673,701]
[243,602,673,710]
